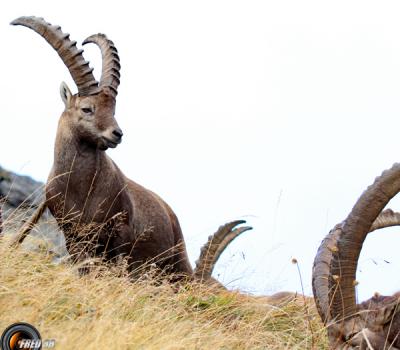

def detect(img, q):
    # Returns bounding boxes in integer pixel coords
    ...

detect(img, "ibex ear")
[60,82,72,108]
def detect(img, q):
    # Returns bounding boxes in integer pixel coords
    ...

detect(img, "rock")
[0,165,67,258]
[0,196,2,237]
[0,165,44,207]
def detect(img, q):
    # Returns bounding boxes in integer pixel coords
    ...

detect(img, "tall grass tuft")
[0,218,328,349]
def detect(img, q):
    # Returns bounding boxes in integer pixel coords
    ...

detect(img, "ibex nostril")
[112,129,123,139]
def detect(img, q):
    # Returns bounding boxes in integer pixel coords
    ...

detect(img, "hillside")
[0,237,327,349]
[0,166,327,349]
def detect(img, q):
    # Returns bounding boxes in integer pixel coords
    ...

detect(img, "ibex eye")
[81,107,93,114]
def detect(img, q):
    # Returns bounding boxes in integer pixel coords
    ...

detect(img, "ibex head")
[312,165,400,349]
[12,17,123,151]
[59,85,122,150]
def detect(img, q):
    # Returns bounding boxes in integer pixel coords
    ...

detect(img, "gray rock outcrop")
[0,165,67,258]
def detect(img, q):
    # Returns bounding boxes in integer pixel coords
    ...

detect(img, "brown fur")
[328,294,400,349]
[45,86,193,277]
[326,293,400,349]
[354,292,400,349]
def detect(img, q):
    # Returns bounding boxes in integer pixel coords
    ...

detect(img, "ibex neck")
[47,124,128,229]
[48,125,119,222]
[53,128,105,176]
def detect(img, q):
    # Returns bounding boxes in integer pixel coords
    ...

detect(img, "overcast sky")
[2,1,400,301]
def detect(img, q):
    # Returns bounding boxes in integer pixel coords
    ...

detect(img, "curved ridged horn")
[369,208,400,232]
[312,163,400,342]
[82,34,120,98]
[11,16,99,96]
[194,220,252,281]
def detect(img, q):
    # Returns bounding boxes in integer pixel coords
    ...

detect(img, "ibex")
[11,16,251,281]
[313,165,400,349]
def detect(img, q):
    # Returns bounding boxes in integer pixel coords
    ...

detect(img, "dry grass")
[0,233,328,349]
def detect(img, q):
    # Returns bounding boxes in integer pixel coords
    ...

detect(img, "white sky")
[1,1,400,301]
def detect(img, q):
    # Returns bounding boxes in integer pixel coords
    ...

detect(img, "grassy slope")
[0,236,327,349]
